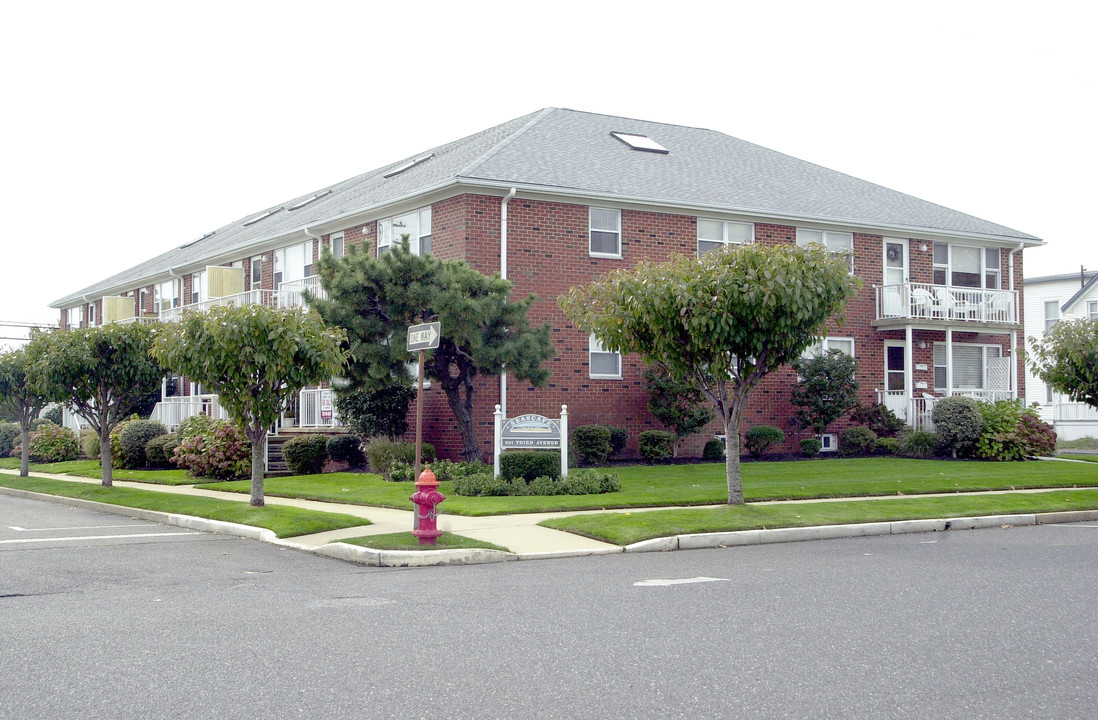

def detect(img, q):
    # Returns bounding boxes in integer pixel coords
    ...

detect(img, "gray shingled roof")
[52,107,1041,307]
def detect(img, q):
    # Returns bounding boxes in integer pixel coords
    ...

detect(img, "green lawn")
[195,458,1098,516]
[0,475,369,538]
[336,532,508,552]
[4,459,196,484]
[1058,454,1098,463]
[541,488,1098,545]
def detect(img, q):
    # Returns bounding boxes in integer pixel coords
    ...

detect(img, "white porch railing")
[877,390,1018,432]
[295,387,340,428]
[150,395,230,431]
[277,276,326,309]
[1053,403,1098,421]
[876,283,1018,325]
[159,290,278,323]
[109,315,159,325]
[59,405,92,435]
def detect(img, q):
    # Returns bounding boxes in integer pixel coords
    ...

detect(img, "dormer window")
[610,132,668,154]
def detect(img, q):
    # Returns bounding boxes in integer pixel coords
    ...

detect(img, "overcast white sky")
[1,0,1094,344]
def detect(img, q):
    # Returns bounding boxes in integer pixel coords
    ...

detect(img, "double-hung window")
[154,279,178,315]
[796,229,853,273]
[933,243,1002,289]
[1088,300,1098,320]
[801,336,854,359]
[191,271,206,305]
[698,219,753,255]
[1044,300,1060,333]
[377,207,432,257]
[589,208,621,258]
[330,232,345,259]
[589,334,622,379]
[934,343,1000,391]
[68,306,83,330]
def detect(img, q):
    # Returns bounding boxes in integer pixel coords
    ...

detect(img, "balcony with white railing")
[878,389,1018,432]
[150,395,230,431]
[159,289,278,323]
[875,283,1019,329]
[276,276,326,310]
[109,315,160,325]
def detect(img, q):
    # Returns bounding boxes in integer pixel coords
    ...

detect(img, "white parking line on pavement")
[0,532,198,545]
[8,524,160,532]
[634,577,730,587]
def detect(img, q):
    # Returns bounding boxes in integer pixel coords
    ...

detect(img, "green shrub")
[452,468,619,497]
[702,438,725,461]
[840,426,878,457]
[932,395,984,458]
[118,419,167,469]
[500,451,561,482]
[42,405,64,426]
[607,427,628,457]
[364,437,434,474]
[430,459,490,482]
[974,400,1027,461]
[80,429,100,459]
[744,425,784,458]
[1017,412,1057,457]
[573,425,612,466]
[898,430,939,459]
[451,472,509,496]
[875,437,899,456]
[28,422,80,463]
[108,414,142,469]
[283,435,330,476]
[327,434,365,467]
[144,434,179,469]
[799,437,822,456]
[638,430,675,463]
[849,402,907,438]
[173,418,251,480]
[387,460,415,482]
[0,422,19,458]
[30,418,52,431]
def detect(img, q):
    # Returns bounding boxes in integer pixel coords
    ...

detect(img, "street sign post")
[407,322,441,478]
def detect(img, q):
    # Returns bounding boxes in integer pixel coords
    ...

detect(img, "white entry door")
[881,239,909,316]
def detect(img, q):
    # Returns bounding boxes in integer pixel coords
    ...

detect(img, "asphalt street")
[2,495,1096,719]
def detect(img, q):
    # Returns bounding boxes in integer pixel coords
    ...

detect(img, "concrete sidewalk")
[4,468,1098,568]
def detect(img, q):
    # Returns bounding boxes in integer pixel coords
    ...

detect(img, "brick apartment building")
[51,108,1042,459]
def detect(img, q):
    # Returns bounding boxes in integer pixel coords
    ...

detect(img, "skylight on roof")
[180,231,215,249]
[611,132,669,154]
[287,190,332,211]
[383,153,435,178]
[243,208,282,226]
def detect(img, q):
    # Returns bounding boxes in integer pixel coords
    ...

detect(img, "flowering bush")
[172,417,250,480]
[27,422,80,463]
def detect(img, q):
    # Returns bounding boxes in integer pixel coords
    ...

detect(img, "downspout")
[1008,242,1025,400]
[499,188,517,419]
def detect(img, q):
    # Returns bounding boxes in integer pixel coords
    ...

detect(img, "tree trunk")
[441,374,482,462]
[99,426,113,487]
[724,412,745,505]
[19,423,30,478]
[249,434,265,507]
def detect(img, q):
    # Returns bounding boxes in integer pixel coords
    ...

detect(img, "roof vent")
[611,132,668,154]
[243,207,282,226]
[383,153,434,178]
[180,231,216,249]
[288,190,332,211]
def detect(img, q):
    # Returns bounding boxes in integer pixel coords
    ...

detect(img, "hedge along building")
[51,108,1042,459]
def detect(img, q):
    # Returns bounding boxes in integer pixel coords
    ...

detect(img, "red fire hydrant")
[411,466,445,545]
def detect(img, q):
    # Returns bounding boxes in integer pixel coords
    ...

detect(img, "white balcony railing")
[1053,403,1098,421]
[276,276,326,310]
[109,315,160,325]
[159,289,278,323]
[150,395,230,431]
[876,283,1018,325]
[294,387,340,428]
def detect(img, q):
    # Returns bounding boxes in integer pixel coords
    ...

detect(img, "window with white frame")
[933,243,1001,289]
[589,334,622,379]
[190,270,206,305]
[698,219,753,255]
[377,207,432,257]
[154,279,179,314]
[1044,300,1060,333]
[589,208,621,258]
[933,343,1001,391]
[138,289,147,315]
[87,303,96,326]
[1088,300,1098,320]
[801,336,855,358]
[330,232,345,259]
[274,241,311,290]
[251,257,262,286]
[796,229,853,273]
[67,306,83,330]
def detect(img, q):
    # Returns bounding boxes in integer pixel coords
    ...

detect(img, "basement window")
[611,132,669,154]
[383,154,434,178]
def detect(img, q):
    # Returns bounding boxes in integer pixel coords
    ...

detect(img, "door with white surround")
[881,239,909,317]
[883,341,907,420]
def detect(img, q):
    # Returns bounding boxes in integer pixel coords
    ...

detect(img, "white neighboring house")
[1024,270,1098,440]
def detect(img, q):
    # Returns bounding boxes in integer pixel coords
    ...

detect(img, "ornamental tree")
[790,349,860,437]
[645,364,713,456]
[310,241,554,462]
[25,323,164,486]
[559,243,859,504]
[151,305,348,506]
[1028,317,1098,409]
[0,347,51,477]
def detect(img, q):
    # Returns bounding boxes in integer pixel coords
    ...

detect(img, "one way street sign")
[407,322,441,351]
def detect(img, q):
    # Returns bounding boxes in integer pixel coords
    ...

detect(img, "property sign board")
[320,389,333,420]
[407,322,441,352]
[500,414,562,450]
